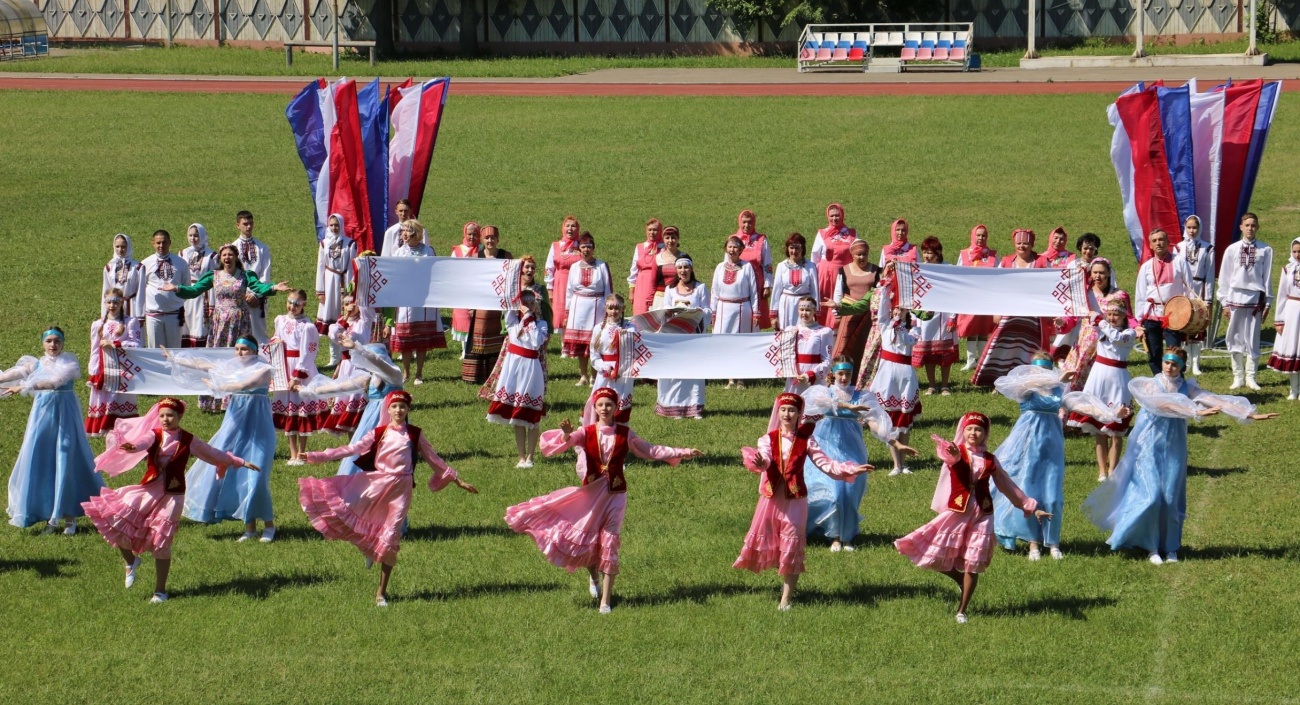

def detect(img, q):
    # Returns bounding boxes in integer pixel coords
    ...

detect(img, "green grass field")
[1,89,1298,704]
[6,37,1299,76]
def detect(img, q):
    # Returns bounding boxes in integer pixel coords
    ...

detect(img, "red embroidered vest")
[581,424,630,494]
[761,423,815,499]
[141,429,194,494]
[946,446,997,514]
[354,424,424,484]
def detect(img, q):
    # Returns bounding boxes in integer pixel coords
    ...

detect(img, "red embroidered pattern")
[723,266,739,286]
[366,260,388,307]
[490,389,546,409]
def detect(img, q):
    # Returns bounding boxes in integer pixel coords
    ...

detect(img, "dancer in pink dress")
[810,204,856,326]
[735,392,871,611]
[300,390,478,607]
[545,215,583,338]
[627,218,664,317]
[505,387,701,614]
[895,412,1051,623]
[734,210,773,329]
[84,398,258,604]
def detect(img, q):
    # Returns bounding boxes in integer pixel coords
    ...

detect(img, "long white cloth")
[100,348,282,396]
[893,262,1091,317]
[355,255,523,311]
[616,332,798,380]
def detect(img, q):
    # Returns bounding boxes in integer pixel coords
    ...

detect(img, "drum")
[1165,295,1210,336]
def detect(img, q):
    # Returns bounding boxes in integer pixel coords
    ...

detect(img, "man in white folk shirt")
[137,229,191,348]
[1217,212,1274,391]
[229,210,273,345]
[1134,228,1195,376]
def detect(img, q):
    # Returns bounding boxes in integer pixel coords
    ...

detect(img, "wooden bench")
[284,40,376,67]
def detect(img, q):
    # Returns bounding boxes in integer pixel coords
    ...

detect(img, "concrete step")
[1020,53,1268,69]
[867,58,902,73]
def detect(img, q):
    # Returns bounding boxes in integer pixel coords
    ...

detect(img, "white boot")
[1288,373,1298,401]
[962,340,977,371]
[1229,352,1244,390]
[1188,343,1202,375]
[1245,356,1261,391]
[326,338,342,367]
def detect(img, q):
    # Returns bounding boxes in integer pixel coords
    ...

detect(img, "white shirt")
[137,253,191,314]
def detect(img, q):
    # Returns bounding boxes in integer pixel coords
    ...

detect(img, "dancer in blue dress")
[167,338,279,542]
[1083,348,1277,564]
[990,353,1116,561]
[801,356,916,552]
[2,328,104,534]
[297,334,404,477]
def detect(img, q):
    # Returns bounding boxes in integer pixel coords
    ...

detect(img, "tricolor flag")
[1110,78,1280,268]
[287,76,449,249]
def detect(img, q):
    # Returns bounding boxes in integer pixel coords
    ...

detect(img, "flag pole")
[332,0,340,71]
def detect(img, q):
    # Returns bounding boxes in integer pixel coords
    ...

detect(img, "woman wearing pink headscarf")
[810,203,857,326]
[956,224,999,371]
[449,222,482,348]
[626,218,664,317]
[734,210,773,329]
[878,218,919,267]
[1042,227,1076,269]
[545,216,583,337]
[971,229,1052,386]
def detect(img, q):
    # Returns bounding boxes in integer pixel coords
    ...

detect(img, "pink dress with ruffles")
[299,424,459,566]
[83,429,244,559]
[895,443,1037,574]
[733,432,860,577]
[505,425,694,576]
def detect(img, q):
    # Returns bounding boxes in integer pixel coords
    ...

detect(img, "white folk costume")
[322,312,371,434]
[485,310,550,428]
[315,213,357,336]
[179,224,218,348]
[1175,216,1215,372]
[912,310,958,367]
[561,259,613,359]
[710,261,759,334]
[584,319,637,424]
[769,259,819,331]
[230,235,273,344]
[271,313,326,436]
[85,316,142,437]
[654,283,711,419]
[869,310,922,432]
[1267,238,1300,399]
[1218,235,1274,388]
[103,234,142,319]
[390,242,447,354]
[1134,251,1195,376]
[765,321,833,430]
[1066,319,1136,436]
[137,250,191,349]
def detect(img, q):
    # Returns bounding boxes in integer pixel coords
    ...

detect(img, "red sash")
[507,344,539,359]
[1095,355,1128,369]
[946,445,996,514]
[879,349,911,365]
[761,423,815,499]
[581,424,630,494]
[795,353,821,364]
[353,424,423,484]
[140,429,194,494]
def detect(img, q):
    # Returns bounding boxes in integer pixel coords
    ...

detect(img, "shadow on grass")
[1061,540,1297,561]
[172,571,337,600]
[807,532,899,550]
[616,580,949,608]
[1188,425,1223,439]
[404,523,518,542]
[799,581,952,608]
[979,594,1119,620]
[0,557,78,578]
[404,580,565,602]
[617,582,767,607]
[1187,465,1248,477]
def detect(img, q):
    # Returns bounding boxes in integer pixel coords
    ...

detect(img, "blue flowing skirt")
[992,409,1065,547]
[7,389,103,527]
[803,414,868,543]
[1083,410,1188,554]
[183,392,277,523]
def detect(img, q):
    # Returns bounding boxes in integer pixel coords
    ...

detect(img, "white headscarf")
[188,223,209,252]
[1289,236,1300,267]
[326,212,345,244]
[109,233,134,264]
[1182,215,1208,245]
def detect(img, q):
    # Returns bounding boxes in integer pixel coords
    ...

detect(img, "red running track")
[3,75,1297,96]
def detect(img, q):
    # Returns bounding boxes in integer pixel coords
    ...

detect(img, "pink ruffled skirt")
[733,492,808,577]
[298,472,412,566]
[505,477,625,576]
[83,481,183,559]
[895,509,995,574]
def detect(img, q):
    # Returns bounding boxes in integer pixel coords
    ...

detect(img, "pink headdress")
[882,218,910,257]
[1044,227,1070,260]
[462,222,481,247]
[1012,228,1036,246]
[775,392,804,413]
[592,387,620,406]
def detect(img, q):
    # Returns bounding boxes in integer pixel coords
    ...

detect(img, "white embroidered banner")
[894,262,1091,316]
[103,348,282,396]
[356,256,523,310]
[620,332,797,380]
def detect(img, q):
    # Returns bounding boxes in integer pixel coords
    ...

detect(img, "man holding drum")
[1135,229,1196,376]
[1218,213,1274,391]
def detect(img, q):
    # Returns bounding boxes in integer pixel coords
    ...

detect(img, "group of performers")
[2,204,1293,619]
